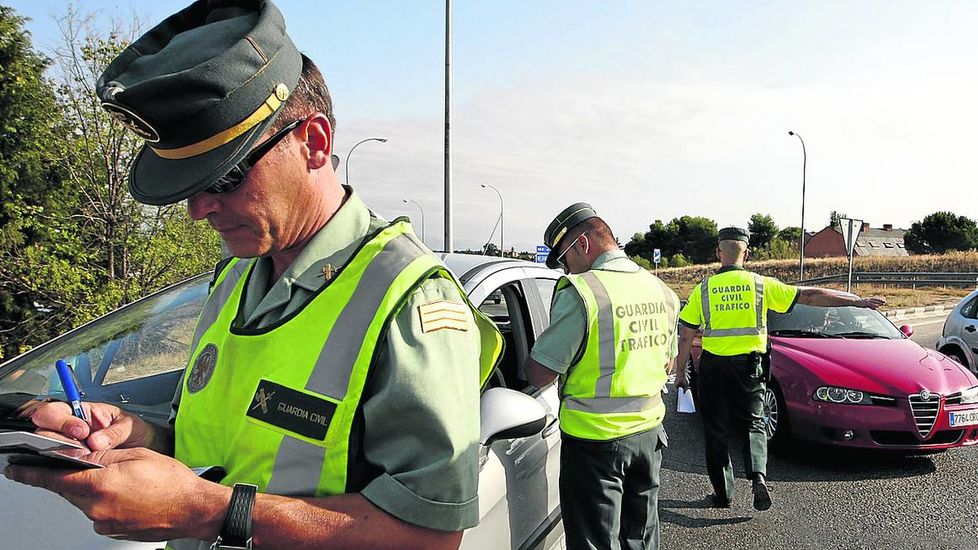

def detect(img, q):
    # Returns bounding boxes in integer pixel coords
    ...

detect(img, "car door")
[461,268,563,550]
[958,295,978,361]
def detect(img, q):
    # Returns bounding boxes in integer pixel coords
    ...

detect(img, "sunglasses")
[203,119,304,194]
[553,231,587,270]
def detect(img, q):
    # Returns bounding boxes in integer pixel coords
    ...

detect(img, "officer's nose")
[187,192,222,221]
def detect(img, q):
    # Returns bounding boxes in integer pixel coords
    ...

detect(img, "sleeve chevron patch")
[418,300,470,333]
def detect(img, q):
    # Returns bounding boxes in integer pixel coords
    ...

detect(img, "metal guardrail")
[797,272,978,288]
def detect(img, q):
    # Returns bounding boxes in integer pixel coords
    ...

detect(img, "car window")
[962,297,978,320]
[0,276,208,420]
[534,278,557,310]
[479,282,533,392]
[769,303,902,339]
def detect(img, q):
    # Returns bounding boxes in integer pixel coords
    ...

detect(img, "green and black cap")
[97,0,302,205]
[718,226,750,243]
[543,202,598,269]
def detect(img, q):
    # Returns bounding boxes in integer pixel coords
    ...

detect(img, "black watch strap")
[214,483,257,550]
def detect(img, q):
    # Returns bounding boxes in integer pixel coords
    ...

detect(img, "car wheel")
[762,381,789,447]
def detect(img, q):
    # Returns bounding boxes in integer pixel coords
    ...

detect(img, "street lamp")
[345,137,388,186]
[402,199,426,244]
[788,131,807,281]
[481,183,504,257]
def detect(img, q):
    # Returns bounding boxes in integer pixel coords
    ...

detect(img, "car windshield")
[0,275,209,421]
[768,304,903,340]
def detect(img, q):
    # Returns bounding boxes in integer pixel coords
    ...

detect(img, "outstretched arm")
[796,287,885,309]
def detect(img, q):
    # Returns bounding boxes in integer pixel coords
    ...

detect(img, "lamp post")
[345,137,387,186]
[402,199,426,244]
[788,131,807,281]
[481,183,504,257]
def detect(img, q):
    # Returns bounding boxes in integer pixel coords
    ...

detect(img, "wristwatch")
[210,483,257,550]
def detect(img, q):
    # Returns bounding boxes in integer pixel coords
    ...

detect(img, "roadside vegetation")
[653,252,978,308]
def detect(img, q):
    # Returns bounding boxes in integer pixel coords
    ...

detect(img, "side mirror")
[480,387,548,446]
[900,325,914,337]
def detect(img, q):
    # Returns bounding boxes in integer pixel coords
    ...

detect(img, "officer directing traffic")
[526,203,680,550]
[674,226,884,511]
[5,1,502,549]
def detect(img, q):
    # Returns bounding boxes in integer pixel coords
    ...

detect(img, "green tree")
[904,211,978,254]
[624,220,678,262]
[829,211,847,228]
[674,216,717,263]
[668,253,689,268]
[625,216,717,264]
[748,213,778,250]
[630,255,653,270]
[0,7,73,358]
[49,9,220,300]
[778,226,802,245]
[0,9,221,358]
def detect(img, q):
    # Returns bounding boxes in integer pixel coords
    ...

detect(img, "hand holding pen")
[55,359,87,423]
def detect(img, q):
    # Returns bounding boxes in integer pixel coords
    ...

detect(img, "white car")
[937,288,978,374]
[0,254,565,550]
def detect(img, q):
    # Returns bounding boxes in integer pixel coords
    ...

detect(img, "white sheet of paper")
[677,388,696,413]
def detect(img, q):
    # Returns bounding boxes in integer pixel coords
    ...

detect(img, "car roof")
[438,253,555,284]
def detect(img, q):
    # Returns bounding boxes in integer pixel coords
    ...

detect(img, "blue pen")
[55,359,87,422]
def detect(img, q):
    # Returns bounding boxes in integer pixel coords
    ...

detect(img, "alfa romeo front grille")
[908,393,942,438]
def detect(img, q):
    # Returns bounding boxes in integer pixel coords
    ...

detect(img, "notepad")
[0,431,103,470]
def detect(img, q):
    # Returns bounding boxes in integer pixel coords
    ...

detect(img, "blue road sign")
[653,248,661,264]
[536,245,550,263]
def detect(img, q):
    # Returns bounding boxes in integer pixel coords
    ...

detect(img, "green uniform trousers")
[559,424,667,550]
[697,351,768,501]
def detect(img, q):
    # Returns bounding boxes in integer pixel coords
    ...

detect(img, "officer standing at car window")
[525,203,680,550]
[4,2,502,549]
[673,226,884,511]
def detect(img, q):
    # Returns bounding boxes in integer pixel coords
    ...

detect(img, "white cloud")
[339,65,978,252]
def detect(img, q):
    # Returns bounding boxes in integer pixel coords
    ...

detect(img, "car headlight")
[813,386,873,405]
[961,386,978,405]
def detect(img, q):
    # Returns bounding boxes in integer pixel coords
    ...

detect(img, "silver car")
[937,288,978,375]
[0,254,565,550]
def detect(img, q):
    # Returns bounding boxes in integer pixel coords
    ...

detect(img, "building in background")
[805,223,909,258]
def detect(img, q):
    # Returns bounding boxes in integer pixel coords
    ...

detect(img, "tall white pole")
[443,0,453,252]
[789,131,807,281]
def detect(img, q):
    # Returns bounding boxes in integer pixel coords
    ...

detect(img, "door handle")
[966,325,976,333]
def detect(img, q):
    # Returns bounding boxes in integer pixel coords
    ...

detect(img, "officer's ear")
[301,113,333,170]
[744,248,751,262]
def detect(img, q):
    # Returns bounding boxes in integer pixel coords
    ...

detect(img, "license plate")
[949,410,978,428]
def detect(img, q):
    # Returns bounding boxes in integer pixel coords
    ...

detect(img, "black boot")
[752,474,771,511]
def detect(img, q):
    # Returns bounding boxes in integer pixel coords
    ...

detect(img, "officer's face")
[556,233,589,274]
[186,116,332,258]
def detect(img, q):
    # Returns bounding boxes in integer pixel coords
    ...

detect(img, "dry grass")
[653,252,978,309]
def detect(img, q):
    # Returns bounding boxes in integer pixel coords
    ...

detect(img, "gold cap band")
[150,90,285,160]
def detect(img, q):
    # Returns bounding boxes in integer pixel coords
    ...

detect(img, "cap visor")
[545,246,562,270]
[128,114,279,206]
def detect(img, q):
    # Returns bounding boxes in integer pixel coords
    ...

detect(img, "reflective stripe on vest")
[558,269,676,440]
[701,274,765,337]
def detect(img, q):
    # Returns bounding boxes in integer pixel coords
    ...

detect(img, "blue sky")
[11,1,978,252]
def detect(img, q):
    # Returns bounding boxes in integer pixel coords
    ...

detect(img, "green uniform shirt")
[678,265,799,356]
[173,187,483,531]
[531,250,678,374]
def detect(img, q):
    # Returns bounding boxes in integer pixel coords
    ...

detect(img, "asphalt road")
[658,311,978,550]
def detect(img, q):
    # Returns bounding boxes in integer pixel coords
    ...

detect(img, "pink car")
[691,303,978,450]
